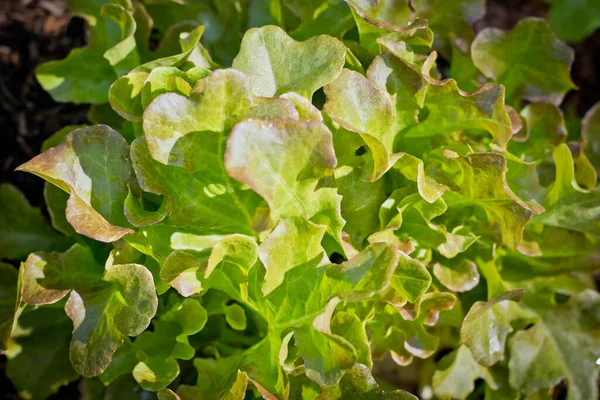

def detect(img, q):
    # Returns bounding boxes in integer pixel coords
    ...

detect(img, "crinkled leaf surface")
[405,52,513,150]
[439,153,534,249]
[10,3,600,399]
[471,18,576,106]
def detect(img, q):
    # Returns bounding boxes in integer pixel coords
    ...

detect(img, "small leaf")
[440,153,534,249]
[433,259,480,293]
[160,251,203,297]
[390,252,431,303]
[224,303,247,331]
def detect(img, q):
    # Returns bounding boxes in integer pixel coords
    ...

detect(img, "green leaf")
[390,252,431,304]
[318,363,418,399]
[366,53,422,134]
[35,0,127,104]
[232,25,346,98]
[178,358,250,400]
[411,0,484,52]
[21,244,158,377]
[133,297,207,390]
[259,217,327,295]
[294,300,357,386]
[375,26,434,62]
[405,52,514,151]
[124,188,171,228]
[158,388,180,400]
[226,118,342,235]
[438,153,534,249]
[160,251,204,297]
[460,289,524,367]
[547,0,600,42]
[324,68,396,180]
[379,186,477,258]
[7,306,80,400]
[224,303,247,331]
[66,262,158,376]
[433,258,480,293]
[331,311,372,368]
[21,244,104,306]
[36,46,116,104]
[109,25,209,122]
[101,3,141,76]
[324,69,394,148]
[508,323,566,395]
[16,125,135,243]
[582,102,600,174]
[205,234,259,302]
[432,345,497,400]
[471,18,576,106]
[287,0,355,41]
[393,153,448,203]
[509,103,567,162]
[250,241,398,332]
[532,144,600,236]
[0,184,71,260]
[507,282,600,400]
[0,262,18,350]
[331,127,388,247]
[345,0,416,54]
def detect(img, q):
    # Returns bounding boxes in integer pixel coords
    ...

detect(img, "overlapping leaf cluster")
[1,1,599,399]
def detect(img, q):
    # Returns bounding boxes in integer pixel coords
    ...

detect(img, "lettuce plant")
[2,1,599,399]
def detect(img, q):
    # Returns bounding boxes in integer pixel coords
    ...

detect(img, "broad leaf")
[0,184,71,260]
[232,25,346,99]
[17,125,134,242]
[471,18,576,106]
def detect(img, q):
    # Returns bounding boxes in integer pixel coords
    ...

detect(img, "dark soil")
[0,0,88,208]
[0,0,598,399]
